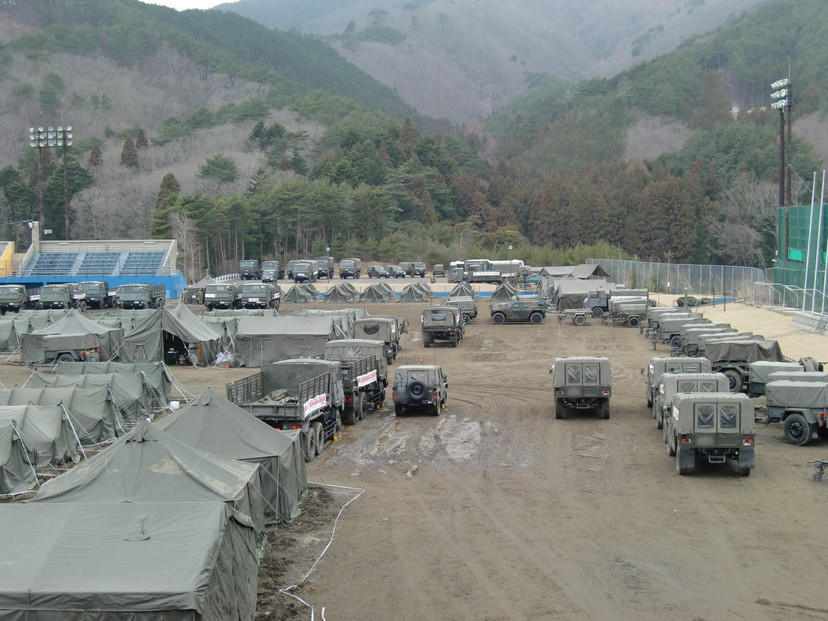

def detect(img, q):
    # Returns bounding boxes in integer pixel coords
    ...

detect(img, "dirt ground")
[4,295,828,620]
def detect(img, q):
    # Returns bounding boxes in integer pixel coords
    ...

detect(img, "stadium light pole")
[770,78,790,253]
[28,125,73,240]
[28,126,47,240]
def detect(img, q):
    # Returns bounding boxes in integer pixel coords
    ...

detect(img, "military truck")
[292,260,318,283]
[323,338,388,425]
[409,262,428,278]
[239,259,261,280]
[665,393,755,476]
[114,283,165,309]
[490,295,548,324]
[353,315,405,364]
[643,356,712,408]
[314,256,334,279]
[225,359,344,461]
[441,295,478,323]
[585,288,649,318]
[238,281,281,310]
[338,258,362,279]
[286,260,300,280]
[202,282,240,311]
[33,283,78,310]
[421,305,464,348]
[0,284,30,314]
[74,281,114,309]
[393,364,448,416]
[388,265,405,278]
[653,372,730,432]
[764,380,828,446]
[261,260,284,282]
[432,264,445,277]
[551,356,612,419]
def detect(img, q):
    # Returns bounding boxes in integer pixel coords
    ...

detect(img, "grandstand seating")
[120,252,165,276]
[24,252,78,276]
[77,252,122,276]
[22,250,167,277]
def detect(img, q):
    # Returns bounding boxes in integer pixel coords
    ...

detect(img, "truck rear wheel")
[555,401,565,420]
[600,400,610,419]
[667,432,676,456]
[628,316,640,328]
[783,413,812,446]
[313,422,324,457]
[358,393,368,421]
[737,466,751,477]
[57,353,75,363]
[395,403,404,416]
[304,430,317,462]
[676,450,695,475]
[669,335,682,350]
[344,406,358,425]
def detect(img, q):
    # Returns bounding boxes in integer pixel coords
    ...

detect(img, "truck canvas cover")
[671,392,754,435]
[765,380,828,409]
[748,360,805,384]
[705,338,784,364]
[20,310,122,364]
[235,316,338,366]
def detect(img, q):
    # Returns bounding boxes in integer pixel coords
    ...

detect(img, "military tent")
[490,282,519,303]
[56,360,171,408]
[20,310,123,364]
[116,306,221,366]
[324,283,359,303]
[0,319,21,353]
[0,501,259,619]
[234,315,338,366]
[360,283,392,302]
[26,371,153,421]
[30,419,265,533]
[398,283,432,302]
[0,404,79,468]
[0,386,124,445]
[0,423,37,495]
[290,308,362,337]
[156,388,307,525]
[282,283,318,303]
[450,281,476,298]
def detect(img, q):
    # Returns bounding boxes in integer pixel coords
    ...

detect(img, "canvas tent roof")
[0,501,259,619]
[156,388,307,524]
[55,360,171,408]
[234,315,338,366]
[282,283,318,303]
[360,283,392,302]
[116,306,221,365]
[398,283,432,302]
[324,283,359,303]
[289,308,362,337]
[0,386,124,445]
[450,282,476,298]
[30,419,265,533]
[0,423,37,495]
[490,282,518,303]
[705,338,784,364]
[0,404,79,469]
[20,309,122,364]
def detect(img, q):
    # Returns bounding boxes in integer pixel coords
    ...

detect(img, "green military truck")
[652,372,730,432]
[238,281,281,310]
[764,380,828,446]
[490,295,549,325]
[239,259,261,280]
[643,356,712,408]
[551,356,612,419]
[0,284,30,314]
[74,281,114,309]
[203,282,240,311]
[421,305,464,348]
[261,260,284,282]
[354,315,406,364]
[393,364,448,416]
[115,283,165,309]
[323,338,388,425]
[665,392,755,476]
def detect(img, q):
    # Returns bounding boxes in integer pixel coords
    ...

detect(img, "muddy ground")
[4,296,828,620]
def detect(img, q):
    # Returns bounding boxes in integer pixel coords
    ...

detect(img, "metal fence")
[586,258,768,300]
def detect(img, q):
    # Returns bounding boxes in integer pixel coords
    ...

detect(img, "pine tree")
[135,128,149,150]
[120,135,138,168]
[156,173,181,209]
[396,117,417,155]
[87,144,103,167]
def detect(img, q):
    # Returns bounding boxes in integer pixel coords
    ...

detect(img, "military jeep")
[421,305,464,347]
[490,295,548,325]
[393,364,448,416]
[551,356,612,419]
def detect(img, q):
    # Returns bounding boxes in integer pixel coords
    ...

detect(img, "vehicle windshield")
[118,285,146,294]
[0,286,24,297]
[242,284,268,294]
[206,285,233,293]
[77,282,101,293]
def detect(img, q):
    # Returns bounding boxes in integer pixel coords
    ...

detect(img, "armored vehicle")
[551,356,612,419]
[0,284,30,314]
[421,305,464,348]
[367,265,390,278]
[239,259,261,280]
[653,372,730,432]
[203,282,240,310]
[225,359,344,461]
[115,283,165,309]
[338,258,362,279]
[354,315,404,364]
[643,356,712,408]
[441,295,478,323]
[665,393,755,476]
[261,260,284,282]
[74,281,114,309]
[432,264,445,277]
[764,380,828,445]
[388,265,405,278]
[238,281,281,310]
[490,295,548,324]
[323,338,388,425]
[35,283,77,310]
[393,364,448,416]
[292,260,318,283]
[314,256,334,279]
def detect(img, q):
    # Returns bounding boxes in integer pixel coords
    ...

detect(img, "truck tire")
[451,336,458,347]
[492,312,505,325]
[395,403,404,416]
[432,404,440,416]
[628,316,640,328]
[783,413,812,446]
[530,312,543,325]
[646,390,653,409]
[462,313,472,323]
[600,400,610,419]
[676,450,695,475]
[737,466,751,477]
[76,301,87,312]
[656,409,663,429]
[358,392,368,421]
[661,420,669,443]
[574,314,586,326]
[667,432,676,457]
[304,430,317,462]
[344,405,358,426]
[57,353,75,363]
[555,401,565,420]
[722,369,742,393]
[313,422,324,457]
[592,307,603,318]
[669,335,682,350]
[423,333,431,348]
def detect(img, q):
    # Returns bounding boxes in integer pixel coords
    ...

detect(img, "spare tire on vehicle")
[408,380,427,400]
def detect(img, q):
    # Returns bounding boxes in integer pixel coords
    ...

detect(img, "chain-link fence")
[586,258,769,301]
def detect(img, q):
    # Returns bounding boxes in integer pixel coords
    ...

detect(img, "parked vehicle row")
[0,281,166,313]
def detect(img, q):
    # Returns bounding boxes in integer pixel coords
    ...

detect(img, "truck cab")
[203,282,240,310]
[239,259,261,280]
[239,281,280,310]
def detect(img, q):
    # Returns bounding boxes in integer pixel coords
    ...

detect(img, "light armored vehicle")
[203,282,240,310]
[551,356,612,419]
[238,281,281,310]
[653,372,730,432]
[643,356,712,408]
[388,265,405,278]
[393,364,448,416]
[421,305,464,348]
[367,266,390,278]
[441,295,478,323]
[665,393,755,476]
[764,380,828,446]
[490,295,548,325]
[0,284,30,313]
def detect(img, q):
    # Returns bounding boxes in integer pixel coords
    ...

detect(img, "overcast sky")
[144,0,223,10]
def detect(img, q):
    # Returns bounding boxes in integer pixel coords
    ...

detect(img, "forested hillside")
[0,0,825,281]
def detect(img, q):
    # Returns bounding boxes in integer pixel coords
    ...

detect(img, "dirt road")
[6,298,828,620]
